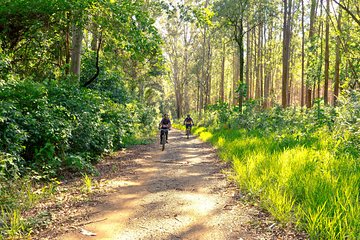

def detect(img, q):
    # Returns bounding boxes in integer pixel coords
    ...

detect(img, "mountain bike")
[185,124,192,139]
[160,129,169,151]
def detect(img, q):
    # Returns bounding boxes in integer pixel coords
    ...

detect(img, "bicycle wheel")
[161,133,166,151]
[186,128,190,139]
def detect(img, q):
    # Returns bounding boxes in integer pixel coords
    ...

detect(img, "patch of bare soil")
[35,129,307,240]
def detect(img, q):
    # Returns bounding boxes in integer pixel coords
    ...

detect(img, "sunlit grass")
[192,126,360,239]
[82,173,93,193]
[0,208,31,239]
[0,177,60,238]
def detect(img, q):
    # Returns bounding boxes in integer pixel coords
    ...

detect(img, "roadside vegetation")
[0,79,158,238]
[1,0,359,238]
[181,97,360,239]
[0,0,162,237]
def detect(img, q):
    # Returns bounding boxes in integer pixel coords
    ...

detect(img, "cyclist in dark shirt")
[159,114,171,143]
[183,114,194,130]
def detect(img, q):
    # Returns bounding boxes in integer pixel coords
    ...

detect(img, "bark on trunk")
[70,24,83,80]
[282,0,292,108]
[220,39,226,102]
[306,0,317,108]
[324,0,330,105]
[301,0,305,107]
[246,28,251,100]
[238,19,244,111]
[333,4,342,106]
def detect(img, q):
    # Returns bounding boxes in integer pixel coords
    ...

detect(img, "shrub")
[0,79,154,178]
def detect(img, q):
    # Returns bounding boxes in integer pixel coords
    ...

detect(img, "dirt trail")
[57,129,301,240]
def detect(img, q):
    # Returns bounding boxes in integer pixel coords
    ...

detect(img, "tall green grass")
[0,177,60,238]
[192,126,360,239]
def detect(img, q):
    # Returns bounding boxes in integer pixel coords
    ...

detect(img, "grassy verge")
[0,130,157,239]
[0,177,59,239]
[189,125,359,239]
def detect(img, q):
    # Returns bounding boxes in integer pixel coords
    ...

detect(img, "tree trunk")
[197,72,201,112]
[333,3,342,106]
[200,27,207,114]
[260,23,264,104]
[238,19,244,111]
[183,24,190,114]
[256,25,261,100]
[288,47,295,105]
[282,0,292,108]
[70,24,83,80]
[246,27,251,100]
[232,48,239,106]
[264,24,272,108]
[306,0,317,108]
[174,58,183,119]
[301,0,305,107]
[317,0,324,100]
[251,28,256,99]
[205,36,212,107]
[220,39,226,102]
[199,0,209,115]
[65,14,71,75]
[324,0,330,105]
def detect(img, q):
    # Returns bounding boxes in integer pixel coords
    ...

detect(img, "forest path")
[57,129,297,240]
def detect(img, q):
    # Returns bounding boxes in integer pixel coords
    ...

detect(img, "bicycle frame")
[160,129,169,151]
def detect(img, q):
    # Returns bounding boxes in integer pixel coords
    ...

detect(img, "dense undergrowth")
[181,95,360,239]
[0,79,157,238]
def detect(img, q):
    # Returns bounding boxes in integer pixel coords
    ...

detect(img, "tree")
[333,2,342,105]
[214,0,250,111]
[282,0,293,108]
[324,0,330,105]
[332,0,360,26]
[306,0,318,108]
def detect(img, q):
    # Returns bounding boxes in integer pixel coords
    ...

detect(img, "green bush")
[0,79,155,178]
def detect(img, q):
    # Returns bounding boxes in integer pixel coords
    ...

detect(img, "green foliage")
[0,79,156,178]
[333,90,360,157]
[0,0,163,81]
[0,0,162,238]
[206,101,231,125]
[193,124,359,239]
[0,208,31,239]
[194,96,360,239]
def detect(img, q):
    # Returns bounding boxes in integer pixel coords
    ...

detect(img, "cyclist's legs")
[160,129,169,141]
[160,130,164,143]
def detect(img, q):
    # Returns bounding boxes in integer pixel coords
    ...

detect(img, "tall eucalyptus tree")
[214,0,250,110]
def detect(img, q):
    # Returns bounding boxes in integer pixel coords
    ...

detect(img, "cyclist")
[183,114,194,133]
[159,113,172,143]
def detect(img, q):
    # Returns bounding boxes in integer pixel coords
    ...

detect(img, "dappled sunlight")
[135,167,158,174]
[60,129,239,239]
[59,129,293,240]
[177,192,219,215]
[103,180,141,189]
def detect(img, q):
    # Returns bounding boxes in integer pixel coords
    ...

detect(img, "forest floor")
[34,129,307,240]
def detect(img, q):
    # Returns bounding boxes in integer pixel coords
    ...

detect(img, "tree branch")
[333,0,360,26]
[83,32,102,87]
